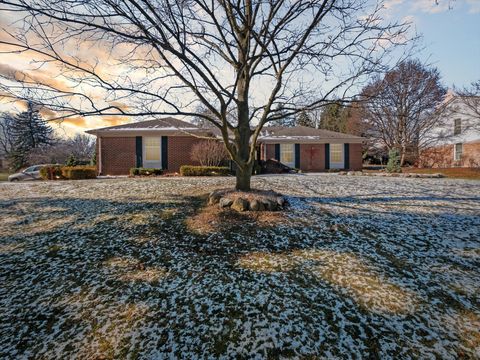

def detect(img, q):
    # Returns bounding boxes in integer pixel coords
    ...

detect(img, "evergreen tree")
[386,149,401,173]
[296,110,315,128]
[319,102,349,133]
[8,102,53,170]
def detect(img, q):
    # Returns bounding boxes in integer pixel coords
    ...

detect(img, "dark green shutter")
[274,144,280,161]
[295,143,300,169]
[135,136,142,167]
[344,143,350,170]
[325,143,330,170]
[161,136,168,170]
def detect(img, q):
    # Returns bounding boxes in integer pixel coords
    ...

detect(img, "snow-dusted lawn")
[0,175,479,359]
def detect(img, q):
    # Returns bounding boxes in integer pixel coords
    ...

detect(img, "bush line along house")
[86,118,364,175]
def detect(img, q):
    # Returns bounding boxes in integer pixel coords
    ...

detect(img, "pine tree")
[296,110,315,128]
[9,102,53,170]
[386,149,402,173]
[319,103,349,133]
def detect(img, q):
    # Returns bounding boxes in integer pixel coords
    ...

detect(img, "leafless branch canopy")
[0,0,414,187]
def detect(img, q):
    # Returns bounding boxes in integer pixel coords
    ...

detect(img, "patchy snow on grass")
[0,175,479,359]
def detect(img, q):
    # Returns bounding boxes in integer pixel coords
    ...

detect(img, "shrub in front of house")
[40,166,64,180]
[180,165,230,176]
[129,167,163,176]
[386,149,402,173]
[61,166,97,180]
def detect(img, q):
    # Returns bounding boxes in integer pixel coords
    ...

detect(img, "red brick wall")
[99,136,204,175]
[464,142,480,167]
[261,143,276,160]
[349,143,363,171]
[167,136,202,173]
[260,142,362,172]
[100,137,136,175]
[419,143,480,168]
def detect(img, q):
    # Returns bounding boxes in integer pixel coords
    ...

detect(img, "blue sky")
[385,0,480,88]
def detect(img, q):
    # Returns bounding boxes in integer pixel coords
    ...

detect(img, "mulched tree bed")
[207,189,286,212]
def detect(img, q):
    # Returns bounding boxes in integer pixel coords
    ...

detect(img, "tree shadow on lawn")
[0,193,479,358]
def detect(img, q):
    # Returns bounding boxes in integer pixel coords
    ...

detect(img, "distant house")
[419,96,480,168]
[86,118,364,175]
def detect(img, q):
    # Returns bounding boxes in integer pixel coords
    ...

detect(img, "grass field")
[1,175,479,358]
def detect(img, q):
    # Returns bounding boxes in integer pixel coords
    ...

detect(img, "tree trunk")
[235,161,253,191]
[400,145,406,166]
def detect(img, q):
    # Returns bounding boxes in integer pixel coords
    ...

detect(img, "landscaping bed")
[0,175,479,358]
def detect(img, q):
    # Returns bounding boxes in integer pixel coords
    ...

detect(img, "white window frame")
[330,143,344,169]
[143,137,162,168]
[280,143,295,168]
[454,118,462,136]
[454,143,463,162]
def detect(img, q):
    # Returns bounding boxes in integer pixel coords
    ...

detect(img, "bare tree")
[360,60,446,165]
[191,140,228,167]
[68,134,95,162]
[0,0,413,190]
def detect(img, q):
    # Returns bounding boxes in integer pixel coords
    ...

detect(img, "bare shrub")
[191,140,228,167]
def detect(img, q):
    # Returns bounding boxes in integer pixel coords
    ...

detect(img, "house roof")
[86,117,200,134]
[86,118,364,143]
[258,126,364,143]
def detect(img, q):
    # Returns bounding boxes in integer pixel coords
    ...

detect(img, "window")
[454,143,463,161]
[23,166,36,173]
[280,144,294,166]
[330,143,343,163]
[144,137,161,161]
[454,119,461,135]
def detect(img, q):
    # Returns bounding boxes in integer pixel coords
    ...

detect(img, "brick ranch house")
[86,118,364,175]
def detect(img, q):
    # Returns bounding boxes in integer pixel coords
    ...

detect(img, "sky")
[383,0,480,88]
[0,0,479,136]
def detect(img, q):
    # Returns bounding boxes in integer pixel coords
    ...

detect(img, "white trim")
[454,143,463,161]
[98,137,102,175]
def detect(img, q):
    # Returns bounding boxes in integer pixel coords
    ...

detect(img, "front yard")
[0,175,479,358]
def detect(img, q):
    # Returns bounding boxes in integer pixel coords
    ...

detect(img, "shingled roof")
[86,118,199,133]
[86,118,364,143]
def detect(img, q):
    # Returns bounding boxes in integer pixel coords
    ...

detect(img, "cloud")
[466,0,480,13]
[411,0,451,14]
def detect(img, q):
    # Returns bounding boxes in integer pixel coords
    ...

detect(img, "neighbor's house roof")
[86,118,364,143]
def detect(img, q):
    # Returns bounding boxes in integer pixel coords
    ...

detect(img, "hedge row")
[40,166,97,180]
[180,165,230,176]
[129,168,163,176]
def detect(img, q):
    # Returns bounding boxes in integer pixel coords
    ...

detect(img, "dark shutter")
[325,143,330,170]
[274,144,280,161]
[135,136,142,167]
[344,143,350,170]
[295,143,300,169]
[161,136,168,170]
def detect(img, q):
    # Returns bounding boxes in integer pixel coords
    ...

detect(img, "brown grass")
[406,167,480,180]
